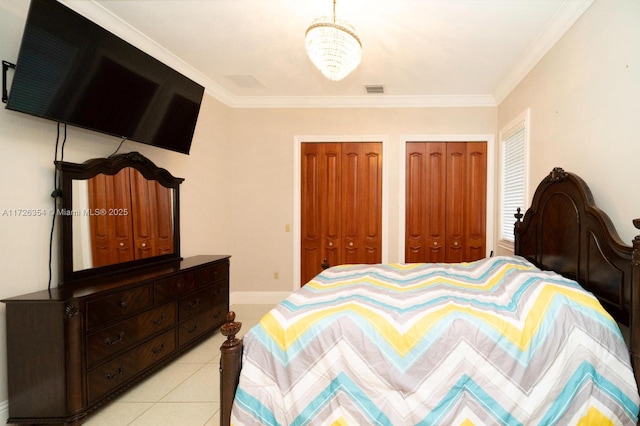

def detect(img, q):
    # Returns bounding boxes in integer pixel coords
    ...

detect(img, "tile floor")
[83,304,274,426]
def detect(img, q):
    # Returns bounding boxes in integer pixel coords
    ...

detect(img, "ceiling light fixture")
[305,0,362,81]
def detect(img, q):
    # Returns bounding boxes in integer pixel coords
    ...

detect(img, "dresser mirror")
[57,152,184,283]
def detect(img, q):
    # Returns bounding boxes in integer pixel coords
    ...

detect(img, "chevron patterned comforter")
[231,256,640,425]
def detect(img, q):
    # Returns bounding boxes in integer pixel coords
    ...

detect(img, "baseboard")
[229,291,291,306]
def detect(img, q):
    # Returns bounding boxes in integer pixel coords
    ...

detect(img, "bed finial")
[544,167,568,183]
[221,311,242,345]
[514,207,523,223]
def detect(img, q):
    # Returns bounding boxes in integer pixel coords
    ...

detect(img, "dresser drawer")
[196,261,229,287]
[178,303,226,347]
[154,272,196,304]
[87,329,176,405]
[178,283,227,320]
[86,285,151,330]
[86,303,177,367]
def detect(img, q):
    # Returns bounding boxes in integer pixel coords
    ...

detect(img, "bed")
[219,167,640,425]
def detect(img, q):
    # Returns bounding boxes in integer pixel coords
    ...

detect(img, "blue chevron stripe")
[539,361,639,424]
[417,374,523,426]
[291,372,392,426]
[234,388,281,426]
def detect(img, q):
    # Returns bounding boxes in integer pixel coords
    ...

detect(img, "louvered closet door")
[405,142,486,263]
[301,142,382,285]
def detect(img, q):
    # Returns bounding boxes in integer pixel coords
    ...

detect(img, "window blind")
[500,127,525,242]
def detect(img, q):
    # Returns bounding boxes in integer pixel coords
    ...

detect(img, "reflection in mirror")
[57,152,183,284]
[71,168,174,271]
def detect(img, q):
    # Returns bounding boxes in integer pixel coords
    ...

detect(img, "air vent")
[365,85,385,94]
[225,75,265,89]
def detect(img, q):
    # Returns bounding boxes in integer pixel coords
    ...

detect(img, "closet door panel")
[341,143,382,265]
[464,142,487,261]
[362,144,382,264]
[301,143,342,284]
[342,144,360,265]
[89,169,134,267]
[406,143,446,263]
[445,143,466,263]
[323,146,342,271]
[130,168,158,259]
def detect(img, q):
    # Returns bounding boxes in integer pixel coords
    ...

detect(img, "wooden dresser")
[2,254,230,425]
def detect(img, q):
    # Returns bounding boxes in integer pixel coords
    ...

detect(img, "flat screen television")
[5,0,204,155]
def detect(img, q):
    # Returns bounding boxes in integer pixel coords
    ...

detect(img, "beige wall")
[223,107,497,296]
[498,0,640,246]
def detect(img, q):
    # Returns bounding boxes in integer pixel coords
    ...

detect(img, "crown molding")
[59,0,593,110]
[225,94,497,109]
[493,0,595,105]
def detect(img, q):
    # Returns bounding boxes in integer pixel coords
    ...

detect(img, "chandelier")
[305,0,362,81]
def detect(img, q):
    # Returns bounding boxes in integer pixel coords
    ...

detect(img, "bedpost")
[631,219,640,388]
[220,311,243,426]
[513,207,524,254]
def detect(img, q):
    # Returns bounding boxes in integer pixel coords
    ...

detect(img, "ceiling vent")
[365,85,385,94]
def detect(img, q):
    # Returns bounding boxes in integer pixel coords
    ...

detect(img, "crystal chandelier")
[305,0,362,81]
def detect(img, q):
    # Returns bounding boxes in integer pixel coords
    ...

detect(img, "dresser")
[2,255,230,425]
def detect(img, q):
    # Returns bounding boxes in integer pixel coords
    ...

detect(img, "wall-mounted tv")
[5,0,204,155]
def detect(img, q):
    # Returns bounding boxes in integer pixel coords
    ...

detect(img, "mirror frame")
[56,151,184,284]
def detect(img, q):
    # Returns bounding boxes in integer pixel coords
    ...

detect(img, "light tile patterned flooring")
[84,304,273,426]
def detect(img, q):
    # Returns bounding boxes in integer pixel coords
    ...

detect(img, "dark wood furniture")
[3,254,229,425]
[219,167,640,426]
[56,152,184,284]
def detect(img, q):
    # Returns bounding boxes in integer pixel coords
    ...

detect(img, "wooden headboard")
[514,167,640,385]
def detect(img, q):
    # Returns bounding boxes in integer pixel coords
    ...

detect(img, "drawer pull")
[152,314,167,325]
[187,323,198,333]
[104,331,125,346]
[119,301,128,308]
[188,298,200,309]
[212,311,221,319]
[152,343,166,354]
[105,367,123,380]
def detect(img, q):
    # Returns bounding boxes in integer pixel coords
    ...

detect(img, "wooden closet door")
[405,142,486,263]
[301,143,342,284]
[301,142,382,284]
[88,169,134,267]
[341,143,382,265]
[129,168,174,259]
[405,143,446,263]
[461,142,487,261]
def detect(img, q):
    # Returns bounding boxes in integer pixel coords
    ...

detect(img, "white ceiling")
[62,0,594,108]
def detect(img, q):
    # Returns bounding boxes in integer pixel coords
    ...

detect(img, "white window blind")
[500,117,527,243]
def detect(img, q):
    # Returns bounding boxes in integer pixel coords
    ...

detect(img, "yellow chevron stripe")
[330,417,348,426]
[307,263,535,292]
[577,406,613,425]
[261,283,612,355]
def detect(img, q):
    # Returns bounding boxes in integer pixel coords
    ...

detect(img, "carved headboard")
[514,167,640,385]
[515,167,636,323]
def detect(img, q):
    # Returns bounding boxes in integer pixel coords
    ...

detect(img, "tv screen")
[6,0,204,155]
